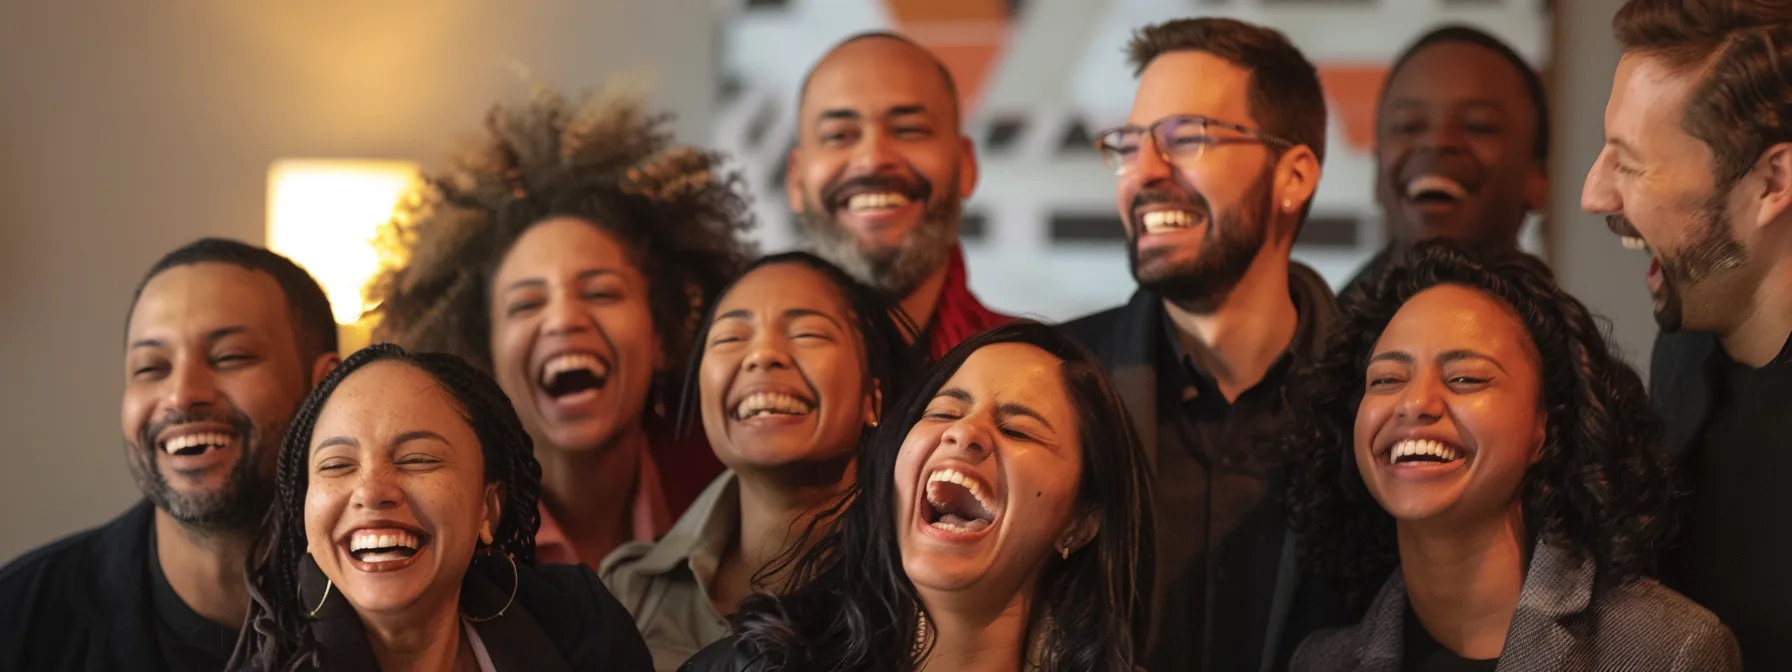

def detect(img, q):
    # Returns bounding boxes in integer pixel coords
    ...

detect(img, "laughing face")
[304,361,501,619]
[122,263,314,530]
[1582,54,1749,333]
[1354,285,1544,525]
[700,262,878,474]
[893,342,1086,599]
[1118,51,1281,311]
[1376,41,1547,245]
[489,217,662,453]
[788,36,978,298]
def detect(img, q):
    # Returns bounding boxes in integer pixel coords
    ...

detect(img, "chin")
[340,582,431,617]
[542,418,626,452]
[902,556,986,594]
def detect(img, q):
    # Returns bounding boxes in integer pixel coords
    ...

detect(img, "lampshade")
[265,159,418,328]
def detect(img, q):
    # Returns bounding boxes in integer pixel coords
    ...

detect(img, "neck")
[536,423,649,561]
[1721,257,1792,367]
[361,598,466,672]
[1396,503,1529,660]
[153,509,253,629]
[716,457,854,609]
[918,587,1033,672]
[898,263,952,342]
[1162,252,1298,402]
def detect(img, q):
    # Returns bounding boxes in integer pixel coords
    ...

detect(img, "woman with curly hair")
[1286,240,1737,671]
[366,88,756,565]
[680,321,1154,672]
[230,344,652,671]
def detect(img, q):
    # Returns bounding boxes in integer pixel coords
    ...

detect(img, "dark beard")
[126,408,277,533]
[796,168,961,299]
[1128,168,1273,313]
[1653,193,1746,332]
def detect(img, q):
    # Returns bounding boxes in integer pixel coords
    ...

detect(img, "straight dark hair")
[231,344,543,671]
[727,320,1155,671]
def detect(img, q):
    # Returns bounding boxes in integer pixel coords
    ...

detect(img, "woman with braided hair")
[366,88,756,565]
[230,344,651,671]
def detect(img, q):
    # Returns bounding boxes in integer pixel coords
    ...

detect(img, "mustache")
[137,407,255,453]
[821,172,932,211]
[1130,185,1210,218]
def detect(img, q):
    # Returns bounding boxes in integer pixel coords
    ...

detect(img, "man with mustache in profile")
[787,31,1009,360]
[1062,18,1347,672]
[0,239,340,671]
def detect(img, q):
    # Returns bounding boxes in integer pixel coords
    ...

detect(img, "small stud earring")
[1283,200,1294,211]
[1060,542,1071,560]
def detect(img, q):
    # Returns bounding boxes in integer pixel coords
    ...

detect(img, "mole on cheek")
[1036,491,1042,498]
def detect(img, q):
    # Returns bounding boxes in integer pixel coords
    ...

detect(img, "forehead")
[1606,54,1700,146]
[128,262,295,344]
[1386,41,1534,111]
[315,362,472,442]
[947,343,1070,410]
[1375,285,1532,361]
[717,263,851,318]
[496,217,635,281]
[800,39,956,121]
[1130,51,1256,126]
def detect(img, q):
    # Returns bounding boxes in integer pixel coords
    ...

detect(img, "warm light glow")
[266,159,417,325]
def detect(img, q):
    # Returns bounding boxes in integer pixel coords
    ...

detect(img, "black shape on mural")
[1296,214,1361,247]
[982,115,1028,154]
[1049,212,1127,241]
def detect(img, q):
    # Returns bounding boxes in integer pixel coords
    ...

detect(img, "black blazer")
[1649,330,1723,462]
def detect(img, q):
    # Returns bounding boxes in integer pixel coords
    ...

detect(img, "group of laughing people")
[4,1,1791,671]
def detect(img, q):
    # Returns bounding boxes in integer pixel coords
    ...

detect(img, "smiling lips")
[538,352,609,399]
[340,526,429,573]
[732,391,815,421]
[923,467,1000,535]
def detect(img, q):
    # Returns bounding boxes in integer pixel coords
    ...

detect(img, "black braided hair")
[230,344,543,671]
[1284,239,1674,613]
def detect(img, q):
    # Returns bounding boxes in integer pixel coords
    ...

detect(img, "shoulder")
[0,505,150,667]
[520,563,657,671]
[597,540,658,599]
[1590,577,1741,670]
[1059,305,1127,344]
[1288,624,1363,672]
[1649,331,1719,389]
[676,636,770,672]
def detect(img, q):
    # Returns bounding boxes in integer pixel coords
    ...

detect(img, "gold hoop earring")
[911,607,931,659]
[307,579,333,619]
[460,552,519,623]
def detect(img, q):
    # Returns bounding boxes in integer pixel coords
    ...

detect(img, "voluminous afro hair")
[365,86,757,372]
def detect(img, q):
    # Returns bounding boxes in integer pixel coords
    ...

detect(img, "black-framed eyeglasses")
[1093,115,1295,176]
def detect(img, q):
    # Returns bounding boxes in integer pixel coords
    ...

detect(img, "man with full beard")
[0,239,339,671]
[1581,1,1792,666]
[1061,18,1348,672]
[787,31,1009,360]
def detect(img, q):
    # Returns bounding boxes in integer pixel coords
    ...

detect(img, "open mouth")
[344,527,428,565]
[730,390,817,421]
[158,430,237,458]
[840,191,913,214]
[1403,175,1470,206]
[1136,205,1208,235]
[538,352,610,399]
[922,467,999,534]
[1385,439,1467,467]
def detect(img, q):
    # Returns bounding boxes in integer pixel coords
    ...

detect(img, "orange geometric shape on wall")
[1317,64,1389,155]
[884,0,1013,112]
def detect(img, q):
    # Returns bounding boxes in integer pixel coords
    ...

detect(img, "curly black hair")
[365,87,757,374]
[1286,239,1674,612]
[726,320,1155,672]
[230,344,544,671]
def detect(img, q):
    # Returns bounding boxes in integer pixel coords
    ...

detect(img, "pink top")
[534,449,673,566]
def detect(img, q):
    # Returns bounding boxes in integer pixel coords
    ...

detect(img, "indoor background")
[0,0,1646,560]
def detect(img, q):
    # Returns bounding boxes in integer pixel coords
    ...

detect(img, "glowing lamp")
[266,159,418,351]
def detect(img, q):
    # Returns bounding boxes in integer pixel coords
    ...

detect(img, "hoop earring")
[911,606,931,659]
[307,579,333,619]
[460,552,519,623]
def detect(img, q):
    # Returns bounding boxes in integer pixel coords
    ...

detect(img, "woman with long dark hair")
[231,344,651,671]
[366,87,757,564]
[680,320,1154,672]
[600,251,920,670]
[1286,240,1737,670]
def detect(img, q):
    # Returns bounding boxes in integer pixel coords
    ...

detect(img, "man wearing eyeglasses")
[1062,17,1348,672]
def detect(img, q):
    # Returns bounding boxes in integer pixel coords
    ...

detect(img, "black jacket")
[1649,330,1723,462]
[676,636,763,672]
[1058,262,1343,672]
[0,501,180,672]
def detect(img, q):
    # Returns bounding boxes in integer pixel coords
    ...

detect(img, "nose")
[165,356,219,412]
[741,333,793,372]
[849,126,901,173]
[541,291,594,337]
[1396,376,1447,423]
[1581,150,1620,214]
[1418,120,1468,150]
[1131,134,1175,184]
[939,413,995,460]
[350,463,404,512]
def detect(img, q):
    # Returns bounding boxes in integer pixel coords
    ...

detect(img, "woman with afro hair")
[1285,240,1737,671]
[365,86,756,567]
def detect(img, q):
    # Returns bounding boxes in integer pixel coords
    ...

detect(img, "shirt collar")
[629,471,741,578]
[534,448,673,566]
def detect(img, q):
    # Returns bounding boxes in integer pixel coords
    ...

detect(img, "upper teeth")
[540,353,606,386]
[847,192,909,212]
[926,467,996,513]
[734,392,814,420]
[349,529,420,552]
[1141,209,1198,233]
[163,433,231,455]
[1406,175,1468,200]
[1620,236,1648,251]
[1389,439,1461,465]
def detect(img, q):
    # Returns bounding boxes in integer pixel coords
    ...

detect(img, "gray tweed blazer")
[1291,541,1740,672]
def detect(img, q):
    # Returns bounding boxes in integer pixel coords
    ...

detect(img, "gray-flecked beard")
[796,195,961,300]
[126,410,278,534]
[1652,193,1747,332]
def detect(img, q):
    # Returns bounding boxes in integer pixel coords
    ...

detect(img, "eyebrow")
[128,325,249,350]
[1369,349,1507,373]
[815,104,932,125]
[502,269,618,293]
[932,388,1056,431]
[312,430,449,455]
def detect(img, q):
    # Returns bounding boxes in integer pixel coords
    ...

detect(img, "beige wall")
[0,0,716,560]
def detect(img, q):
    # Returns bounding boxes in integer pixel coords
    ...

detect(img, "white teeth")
[1140,209,1199,234]
[1405,175,1469,200]
[1389,439,1462,465]
[847,192,911,212]
[733,392,815,420]
[539,353,608,386]
[1620,236,1648,251]
[162,432,232,455]
[925,467,997,516]
[349,529,420,553]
